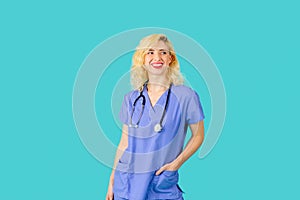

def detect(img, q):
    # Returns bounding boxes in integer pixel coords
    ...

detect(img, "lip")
[151,62,163,69]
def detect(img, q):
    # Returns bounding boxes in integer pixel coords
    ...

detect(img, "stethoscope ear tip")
[129,124,138,128]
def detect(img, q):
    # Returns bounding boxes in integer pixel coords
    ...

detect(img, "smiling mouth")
[151,62,163,68]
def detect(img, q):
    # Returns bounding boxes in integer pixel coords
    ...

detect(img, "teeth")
[152,63,163,67]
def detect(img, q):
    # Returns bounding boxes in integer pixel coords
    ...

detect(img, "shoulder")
[171,84,198,98]
[123,89,140,102]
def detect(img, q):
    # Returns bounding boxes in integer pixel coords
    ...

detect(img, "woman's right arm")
[106,124,128,200]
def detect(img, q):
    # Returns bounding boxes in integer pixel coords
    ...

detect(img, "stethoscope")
[129,82,172,132]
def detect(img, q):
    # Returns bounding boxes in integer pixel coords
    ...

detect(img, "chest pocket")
[147,170,183,199]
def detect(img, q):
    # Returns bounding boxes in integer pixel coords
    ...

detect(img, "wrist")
[110,173,115,182]
[173,156,184,169]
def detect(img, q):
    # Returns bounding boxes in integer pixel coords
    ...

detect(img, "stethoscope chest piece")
[154,123,162,133]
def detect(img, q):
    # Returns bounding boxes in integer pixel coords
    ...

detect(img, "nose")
[153,51,162,61]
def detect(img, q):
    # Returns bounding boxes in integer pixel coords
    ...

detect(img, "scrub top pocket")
[147,170,183,199]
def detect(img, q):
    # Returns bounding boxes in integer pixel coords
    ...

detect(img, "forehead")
[147,40,169,51]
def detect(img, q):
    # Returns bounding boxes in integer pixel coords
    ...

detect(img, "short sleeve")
[119,94,129,125]
[186,91,205,124]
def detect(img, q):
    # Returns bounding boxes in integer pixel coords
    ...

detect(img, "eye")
[147,51,154,55]
[160,51,168,55]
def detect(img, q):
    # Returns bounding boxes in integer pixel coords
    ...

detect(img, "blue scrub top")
[114,84,204,200]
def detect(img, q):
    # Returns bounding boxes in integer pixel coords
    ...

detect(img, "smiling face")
[131,34,183,90]
[143,40,173,77]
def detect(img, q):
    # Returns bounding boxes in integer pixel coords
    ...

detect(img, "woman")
[106,34,205,200]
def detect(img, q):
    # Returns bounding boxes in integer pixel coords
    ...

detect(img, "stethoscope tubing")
[129,82,172,132]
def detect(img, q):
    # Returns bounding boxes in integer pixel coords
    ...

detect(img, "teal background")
[1,0,299,199]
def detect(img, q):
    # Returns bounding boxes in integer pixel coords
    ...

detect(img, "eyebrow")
[147,48,168,51]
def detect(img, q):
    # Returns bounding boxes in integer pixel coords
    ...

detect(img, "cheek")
[144,56,151,64]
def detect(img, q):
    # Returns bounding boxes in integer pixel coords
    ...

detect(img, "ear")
[168,54,174,65]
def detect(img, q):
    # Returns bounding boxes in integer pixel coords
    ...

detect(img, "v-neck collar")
[143,84,169,112]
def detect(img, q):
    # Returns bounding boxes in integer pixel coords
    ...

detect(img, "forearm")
[110,143,128,181]
[173,121,204,168]
[109,125,128,183]
[174,134,203,168]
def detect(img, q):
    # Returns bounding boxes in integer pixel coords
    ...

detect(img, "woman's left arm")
[155,120,204,175]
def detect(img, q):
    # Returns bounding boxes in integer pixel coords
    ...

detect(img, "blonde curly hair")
[130,34,184,90]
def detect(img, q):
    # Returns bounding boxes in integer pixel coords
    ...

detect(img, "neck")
[147,76,170,92]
